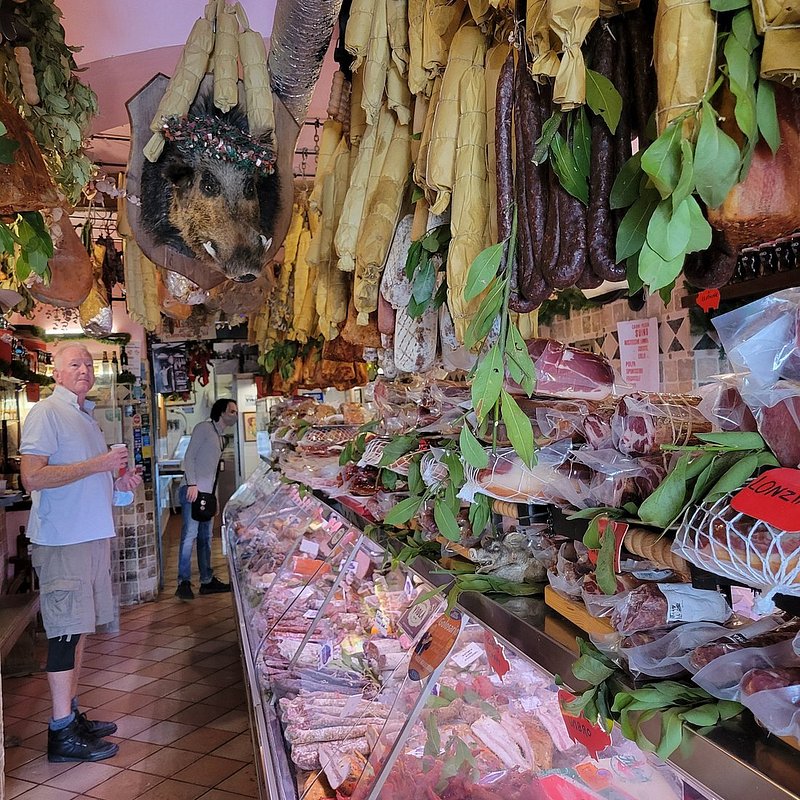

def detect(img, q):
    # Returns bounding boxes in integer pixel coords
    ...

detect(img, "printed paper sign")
[731,468,800,533]
[408,609,463,681]
[397,596,437,639]
[617,317,660,392]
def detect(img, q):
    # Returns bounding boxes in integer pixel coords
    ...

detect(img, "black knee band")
[46,633,81,672]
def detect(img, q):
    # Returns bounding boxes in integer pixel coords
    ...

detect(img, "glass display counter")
[225,476,800,800]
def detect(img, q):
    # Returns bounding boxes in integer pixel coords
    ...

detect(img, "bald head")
[52,343,92,369]
[52,344,95,401]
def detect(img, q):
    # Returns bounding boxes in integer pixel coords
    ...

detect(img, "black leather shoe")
[199,576,230,594]
[75,709,117,738]
[175,580,194,600]
[48,718,119,762]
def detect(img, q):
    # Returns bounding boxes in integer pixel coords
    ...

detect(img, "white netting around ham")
[357,439,417,475]
[674,495,800,612]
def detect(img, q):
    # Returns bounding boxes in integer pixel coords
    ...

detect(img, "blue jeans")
[178,484,213,585]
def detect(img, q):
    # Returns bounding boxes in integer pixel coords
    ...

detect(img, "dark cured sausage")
[576,264,604,289]
[588,23,626,282]
[540,167,561,286]
[551,186,589,288]
[512,51,550,306]
[495,50,515,243]
[683,229,738,289]
[515,55,550,304]
[499,50,541,313]
[612,17,634,230]
[624,7,657,147]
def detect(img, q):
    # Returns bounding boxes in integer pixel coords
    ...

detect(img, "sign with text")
[558,689,612,760]
[731,468,800,532]
[617,317,660,392]
[408,609,463,681]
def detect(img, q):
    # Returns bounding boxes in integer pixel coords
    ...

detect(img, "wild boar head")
[140,97,280,283]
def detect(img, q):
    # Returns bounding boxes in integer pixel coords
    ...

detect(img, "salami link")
[588,23,626,282]
[683,229,738,289]
[540,166,561,287]
[624,7,657,147]
[512,53,550,308]
[495,50,515,243]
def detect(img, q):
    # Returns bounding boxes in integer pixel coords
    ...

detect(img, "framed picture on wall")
[152,343,190,393]
[242,411,257,442]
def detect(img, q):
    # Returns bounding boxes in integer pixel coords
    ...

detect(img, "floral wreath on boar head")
[160,114,276,177]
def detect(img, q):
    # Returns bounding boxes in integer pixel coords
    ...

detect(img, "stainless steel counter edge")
[320,494,800,800]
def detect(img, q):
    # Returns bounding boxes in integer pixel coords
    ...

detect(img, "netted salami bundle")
[674,494,800,612]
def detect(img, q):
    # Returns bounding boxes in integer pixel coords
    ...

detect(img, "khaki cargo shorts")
[32,539,114,639]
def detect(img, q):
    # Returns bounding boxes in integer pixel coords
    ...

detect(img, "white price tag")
[303,608,319,619]
[299,538,320,558]
[340,694,363,718]
[451,642,484,669]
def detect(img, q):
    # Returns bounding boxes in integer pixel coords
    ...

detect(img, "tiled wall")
[114,364,159,609]
[114,485,159,606]
[538,279,730,394]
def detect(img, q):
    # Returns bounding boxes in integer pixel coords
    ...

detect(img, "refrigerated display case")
[225,478,800,800]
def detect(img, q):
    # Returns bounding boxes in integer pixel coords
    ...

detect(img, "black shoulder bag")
[191,467,219,522]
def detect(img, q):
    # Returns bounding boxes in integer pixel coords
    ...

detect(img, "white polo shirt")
[20,385,115,546]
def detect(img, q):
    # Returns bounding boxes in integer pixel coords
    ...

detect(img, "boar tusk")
[260,235,272,250]
[202,241,217,259]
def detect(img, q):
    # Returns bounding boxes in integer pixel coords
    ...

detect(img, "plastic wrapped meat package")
[547,541,593,598]
[611,393,711,456]
[279,452,345,491]
[581,583,732,635]
[593,616,786,679]
[692,637,800,739]
[559,449,667,511]
[697,373,800,468]
[682,616,800,674]
[674,494,800,612]
[705,290,800,467]
[371,375,465,435]
[712,288,800,388]
[296,425,363,456]
[460,440,578,505]
[505,339,615,401]
[349,619,689,800]
[470,399,602,448]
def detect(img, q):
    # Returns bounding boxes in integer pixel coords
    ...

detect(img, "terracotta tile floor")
[3,517,258,800]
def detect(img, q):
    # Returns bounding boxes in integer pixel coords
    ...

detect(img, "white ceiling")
[57,0,335,174]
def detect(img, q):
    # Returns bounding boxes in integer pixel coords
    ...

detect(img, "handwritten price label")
[696,289,721,313]
[483,630,510,680]
[558,689,611,760]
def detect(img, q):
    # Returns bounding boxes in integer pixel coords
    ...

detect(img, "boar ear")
[163,158,194,191]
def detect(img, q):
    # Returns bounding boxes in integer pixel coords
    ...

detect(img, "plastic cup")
[110,444,128,476]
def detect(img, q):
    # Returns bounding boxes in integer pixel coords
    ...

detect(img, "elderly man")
[21,343,142,762]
